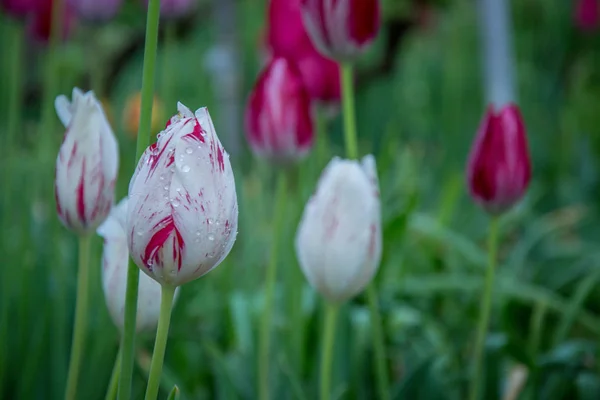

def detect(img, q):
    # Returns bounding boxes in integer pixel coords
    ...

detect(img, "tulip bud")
[142,0,196,19]
[123,92,165,139]
[55,88,119,234]
[575,0,599,31]
[68,0,122,22]
[28,0,77,43]
[245,57,314,163]
[300,0,381,62]
[127,103,238,287]
[466,104,531,215]
[98,198,179,332]
[295,155,382,303]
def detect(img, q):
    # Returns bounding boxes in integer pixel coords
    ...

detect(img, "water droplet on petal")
[136,231,143,236]
[176,187,181,192]
[208,234,215,241]
[164,185,169,191]
[208,218,214,225]
[181,165,191,173]
[171,198,180,207]
[186,147,193,154]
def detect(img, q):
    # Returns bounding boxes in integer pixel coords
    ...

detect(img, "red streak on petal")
[142,215,185,272]
[55,183,63,218]
[217,145,225,171]
[183,120,205,143]
[76,160,87,225]
[67,142,78,168]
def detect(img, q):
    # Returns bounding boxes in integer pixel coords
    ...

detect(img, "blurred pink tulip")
[27,0,76,43]
[54,88,119,234]
[69,0,122,22]
[1,0,37,19]
[127,103,238,287]
[245,57,314,163]
[575,0,599,31]
[142,0,195,19]
[300,0,381,62]
[466,104,531,214]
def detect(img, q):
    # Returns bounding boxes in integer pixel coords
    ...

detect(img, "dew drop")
[159,174,165,181]
[181,165,191,173]
[171,198,181,207]
[208,234,215,241]
[163,185,169,191]
[208,218,214,225]
[136,231,143,236]
[176,187,181,192]
[185,147,194,154]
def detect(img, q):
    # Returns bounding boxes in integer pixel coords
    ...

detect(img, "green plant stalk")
[340,62,390,399]
[118,0,161,398]
[144,284,176,400]
[469,217,499,400]
[315,106,329,167]
[65,234,92,400]
[527,301,547,400]
[258,171,288,400]
[320,303,338,400]
[105,347,122,400]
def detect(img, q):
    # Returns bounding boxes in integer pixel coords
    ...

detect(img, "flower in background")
[575,0,599,31]
[295,155,382,303]
[68,0,122,22]
[54,88,119,234]
[1,0,37,19]
[142,0,196,19]
[301,0,381,62]
[123,92,165,139]
[98,198,179,332]
[28,0,77,43]
[127,103,238,287]
[266,0,340,104]
[466,103,531,214]
[245,56,314,164]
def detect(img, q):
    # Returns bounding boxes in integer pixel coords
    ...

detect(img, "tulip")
[1,0,36,19]
[466,103,531,215]
[127,102,238,287]
[295,155,381,303]
[54,88,119,234]
[300,0,381,62]
[98,198,179,332]
[123,92,165,139]
[575,0,599,31]
[142,0,195,19]
[28,0,77,43]
[68,0,122,22]
[245,56,314,164]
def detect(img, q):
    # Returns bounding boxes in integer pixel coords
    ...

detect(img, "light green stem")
[144,284,176,400]
[258,171,288,400]
[105,347,122,400]
[315,106,329,167]
[64,234,92,400]
[340,62,390,399]
[119,0,162,398]
[320,303,338,400]
[469,217,499,400]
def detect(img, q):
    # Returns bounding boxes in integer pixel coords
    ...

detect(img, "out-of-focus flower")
[466,103,531,214]
[123,92,165,139]
[301,0,381,62]
[142,0,195,19]
[98,197,179,332]
[54,88,119,234]
[127,103,238,287]
[245,56,314,164]
[1,0,37,19]
[27,0,77,43]
[295,155,381,303]
[68,0,122,22]
[575,0,599,31]
[266,0,340,104]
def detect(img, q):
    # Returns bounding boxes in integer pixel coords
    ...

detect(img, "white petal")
[55,95,72,127]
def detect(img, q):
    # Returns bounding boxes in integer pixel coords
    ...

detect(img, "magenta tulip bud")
[68,0,123,22]
[54,88,119,234]
[575,0,599,31]
[466,104,531,215]
[1,0,37,19]
[300,0,381,62]
[142,0,196,19]
[27,0,77,43]
[127,103,238,287]
[245,56,314,164]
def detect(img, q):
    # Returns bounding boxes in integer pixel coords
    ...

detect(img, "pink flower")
[1,0,37,19]
[68,0,122,22]
[54,88,119,234]
[467,104,531,214]
[300,0,381,62]
[27,0,77,43]
[575,0,599,31]
[142,0,196,19]
[127,103,238,287]
[245,56,314,163]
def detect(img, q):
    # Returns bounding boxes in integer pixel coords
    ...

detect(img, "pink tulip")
[27,0,76,43]
[127,103,238,287]
[54,88,119,234]
[245,56,314,163]
[575,0,599,31]
[1,0,37,19]
[300,0,381,62]
[69,0,122,22]
[466,104,531,214]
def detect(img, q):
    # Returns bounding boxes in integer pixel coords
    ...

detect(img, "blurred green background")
[3,0,600,398]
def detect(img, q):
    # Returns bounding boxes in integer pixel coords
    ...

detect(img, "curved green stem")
[119,0,162,398]
[341,63,358,160]
[258,171,288,400]
[469,217,499,400]
[144,284,176,400]
[64,234,92,400]
[105,347,122,400]
[320,303,338,400]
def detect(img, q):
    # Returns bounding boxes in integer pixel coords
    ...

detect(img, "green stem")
[469,217,499,400]
[527,301,547,400]
[258,171,288,400]
[119,0,161,398]
[315,106,329,167]
[366,285,390,400]
[64,234,92,400]
[144,284,176,400]
[105,347,122,400]
[320,303,338,400]
[340,63,358,159]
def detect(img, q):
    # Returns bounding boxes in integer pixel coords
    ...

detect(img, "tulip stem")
[340,62,390,399]
[119,0,162,398]
[469,217,499,400]
[144,284,176,400]
[105,347,122,400]
[320,302,338,400]
[258,171,288,400]
[65,234,92,400]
